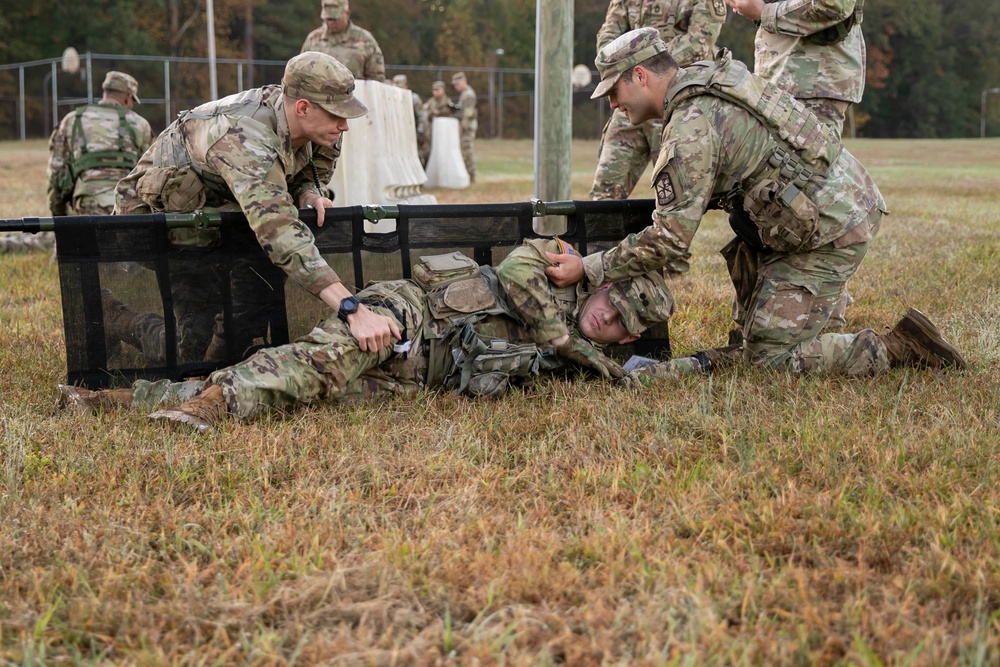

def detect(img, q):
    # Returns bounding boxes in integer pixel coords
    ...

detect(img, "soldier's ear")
[615,333,640,345]
[294,98,311,117]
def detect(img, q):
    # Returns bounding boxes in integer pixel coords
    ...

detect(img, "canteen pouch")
[743,178,820,253]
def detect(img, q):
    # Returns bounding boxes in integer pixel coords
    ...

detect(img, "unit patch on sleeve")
[712,0,727,18]
[654,169,678,208]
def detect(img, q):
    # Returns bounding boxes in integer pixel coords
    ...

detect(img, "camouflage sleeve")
[134,117,154,156]
[759,0,857,36]
[596,0,631,51]
[206,130,340,295]
[664,0,727,66]
[496,239,575,344]
[461,90,477,123]
[365,41,386,82]
[583,104,718,286]
[46,121,72,216]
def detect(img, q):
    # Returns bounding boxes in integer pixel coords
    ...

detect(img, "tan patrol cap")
[392,74,407,87]
[102,71,141,104]
[432,80,445,90]
[451,71,466,84]
[320,0,348,20]
[607,271,674,335]
[591,27,668,100]
[282,51,368,119]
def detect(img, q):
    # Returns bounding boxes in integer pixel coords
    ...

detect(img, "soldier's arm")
[760,0,857,36]
[135,118,154,157]
[582,105,719,286]
[205,130,340,296]
[461,91,477,122]
[496,239,576,345]
[289,140,340,203]
[596,0,631,51]
[45,123,72,216]
[664,0,728,66]
[365,43,387,82]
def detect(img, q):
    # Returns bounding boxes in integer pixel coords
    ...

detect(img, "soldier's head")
[578,271,674,345]
[451,71,468,92]
[321,0,350,33]
[431,80,445,98]
[282,51,368,149]
[591,27,678,125]
[392,74,409,89]
[101,71,140,109]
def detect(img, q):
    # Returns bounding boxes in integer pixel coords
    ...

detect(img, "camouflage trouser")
[740,217,890,375]
[460,122,477,180]
[130,280,430,419]
[590,109,663,201]
[0,232,55,254]
[800,98,851,139]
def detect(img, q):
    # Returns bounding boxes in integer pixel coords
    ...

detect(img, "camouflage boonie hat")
[451,72,466,84]
[607,271,674,335]
[102,71,141,103]
[283,51,368,119]
[591,27,668,100]
[392,74,407,87]
[432,80,445,91]
[320,0,348,20]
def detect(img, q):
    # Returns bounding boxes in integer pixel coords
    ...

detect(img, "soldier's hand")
[544,251,585,287]
[300,192,336,227]
[725,0,763,21]
[347,305,402,353]
[555,337,626,380]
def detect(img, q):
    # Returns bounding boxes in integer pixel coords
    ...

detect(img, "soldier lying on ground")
[544,28,967,380]
[60,239,718,431]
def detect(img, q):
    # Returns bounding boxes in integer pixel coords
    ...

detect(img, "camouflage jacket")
[755,0,865,103]
[115,85,341,297]
[456,87,478,130]
[301,22,386,82]
[597,0,727,67]
[582,53,885,286]
[46,101,152,215]
[423,95,455,118]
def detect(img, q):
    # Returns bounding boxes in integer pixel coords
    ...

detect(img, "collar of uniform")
[322,21,354,43]
[272,92,297,165]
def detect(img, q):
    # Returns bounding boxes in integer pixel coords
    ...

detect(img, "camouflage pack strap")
[68,104,141,181]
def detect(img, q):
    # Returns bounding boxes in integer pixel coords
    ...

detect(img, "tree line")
[1,0,999,138]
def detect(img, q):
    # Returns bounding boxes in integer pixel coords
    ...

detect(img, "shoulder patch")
[654,168,678,208]
[711,0,727,18]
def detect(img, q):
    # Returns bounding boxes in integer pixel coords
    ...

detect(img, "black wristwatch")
[337,295,361,321]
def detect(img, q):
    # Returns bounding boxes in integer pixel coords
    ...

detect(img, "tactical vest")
[413,252,561,398]
[64,104,142,186]
[661,50,864,253]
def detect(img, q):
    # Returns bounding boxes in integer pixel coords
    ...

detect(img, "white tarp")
[424,116,470,189]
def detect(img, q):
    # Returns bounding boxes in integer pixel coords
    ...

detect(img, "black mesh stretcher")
[47,199,669,389]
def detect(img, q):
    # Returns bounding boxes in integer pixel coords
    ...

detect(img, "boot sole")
[149,409,216,434]
[898,307,968,370]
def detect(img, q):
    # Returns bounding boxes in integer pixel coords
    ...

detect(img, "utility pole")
[207,0,219,100]
[533,0,573,234]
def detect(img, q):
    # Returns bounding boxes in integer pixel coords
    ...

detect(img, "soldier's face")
[432,88,443,98]
[578,288,634,345]
[324,11,350,33]
[301,103,349,148]
[608,72,657,125]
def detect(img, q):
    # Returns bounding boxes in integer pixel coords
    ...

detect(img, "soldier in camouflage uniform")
[301,0,385,82]
[113,52,400,365]
[421,81,455,165]
[393,74,428,166]
[47,71,152,217]
[59,239,689,431]
[545,29,966,379]
[451,72,478,183]
[590,0,727,203]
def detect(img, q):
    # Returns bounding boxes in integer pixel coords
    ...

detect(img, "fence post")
[86,52,94,103]
[164,60,172,127]
[50,61,58,131]
[18,66,25,141]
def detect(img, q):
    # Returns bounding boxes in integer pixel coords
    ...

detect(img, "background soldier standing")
[301,0,385,81]
[421,81,454,165]
[451,72,478,183]
[393,74,428,166]
[47,71,152,216]
[589,0,727,203]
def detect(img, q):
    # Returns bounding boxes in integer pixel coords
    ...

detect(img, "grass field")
[2,136,1000,665]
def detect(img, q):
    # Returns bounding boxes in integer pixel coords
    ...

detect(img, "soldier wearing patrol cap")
[59,238,685,430]
[450,71,478,183]
[47,70,152,217]
[393,74,427,161]
[301,0,385,82]
[543,28,966,380]
[113,51,399,367]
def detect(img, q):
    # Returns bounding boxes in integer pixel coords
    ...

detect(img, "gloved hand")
[555,337,626,380]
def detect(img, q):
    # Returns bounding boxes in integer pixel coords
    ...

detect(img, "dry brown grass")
[2,137,1000,665]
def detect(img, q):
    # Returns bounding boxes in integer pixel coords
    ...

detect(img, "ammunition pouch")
[446,322,548,398]
[136,164,208,213]
[804,9,860,46]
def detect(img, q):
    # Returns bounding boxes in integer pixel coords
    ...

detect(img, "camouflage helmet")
[451,71,467,85]
[392,74,408,88]
[283,51,368,119]
[607,271,674,335]
[591,27,668,100]
[102,71,141,103]
[320,0,348,20]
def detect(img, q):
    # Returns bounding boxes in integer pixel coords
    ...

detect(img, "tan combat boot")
[879,308,967,370]
[149,385,228,433]
[57,385,135,414]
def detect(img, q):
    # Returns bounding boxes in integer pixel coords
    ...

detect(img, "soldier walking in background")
[589,0,727,203]
[47,71,152,217]
[545,29,966,379]
[301,0,385,82]
[726,0,866,327]
[451,72,478,183]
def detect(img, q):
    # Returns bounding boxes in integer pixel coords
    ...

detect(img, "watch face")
[339,296,360,319]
